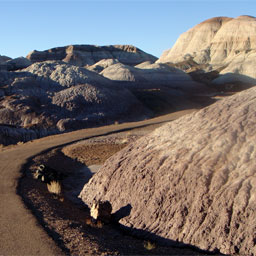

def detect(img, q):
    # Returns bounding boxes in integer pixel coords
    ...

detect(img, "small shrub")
[120,138,129,144]
[120,131,131,144]
[47,180,61,195]
[59,196,64,202]
[143,241,156,250]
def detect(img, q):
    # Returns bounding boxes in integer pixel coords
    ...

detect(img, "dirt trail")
[0,109,195,255]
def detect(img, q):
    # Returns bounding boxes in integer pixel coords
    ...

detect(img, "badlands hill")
[0,60,149,145]
[158,15,256,86]
[27,45,157,67]
[26,45,205,91]
[94,60,206,92]
[0,44,209,145]
[80,87,256,255]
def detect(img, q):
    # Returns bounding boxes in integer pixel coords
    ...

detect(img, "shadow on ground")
[17,138,226,255]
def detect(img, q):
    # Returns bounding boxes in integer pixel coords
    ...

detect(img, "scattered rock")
[90,200,112,224]
[80,87,256,255]
[33,164,65,184]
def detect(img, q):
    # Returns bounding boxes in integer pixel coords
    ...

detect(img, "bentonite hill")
[157,15,256,88]
[79,15,256,256]
[80,86,256,256]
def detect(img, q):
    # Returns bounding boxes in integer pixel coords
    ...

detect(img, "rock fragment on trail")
[90,200,112,224]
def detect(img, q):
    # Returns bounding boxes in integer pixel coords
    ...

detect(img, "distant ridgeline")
[26,45,158,66]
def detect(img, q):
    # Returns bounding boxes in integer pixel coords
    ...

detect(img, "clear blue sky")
[1,0,255,59]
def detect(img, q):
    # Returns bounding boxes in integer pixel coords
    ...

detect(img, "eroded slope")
[80,87,256,255]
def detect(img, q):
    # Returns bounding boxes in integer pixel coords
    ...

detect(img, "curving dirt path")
[0,110,195,255]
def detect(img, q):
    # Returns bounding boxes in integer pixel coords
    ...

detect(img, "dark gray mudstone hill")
[0,61,150,145]
[80,87,256,255]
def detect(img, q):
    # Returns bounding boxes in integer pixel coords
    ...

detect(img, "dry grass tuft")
[47,180,62,195]
[120,131,131,144]
[59,196,64,202]
[143,241,156,250]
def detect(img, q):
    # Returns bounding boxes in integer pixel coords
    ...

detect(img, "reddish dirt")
[62,143,129,166]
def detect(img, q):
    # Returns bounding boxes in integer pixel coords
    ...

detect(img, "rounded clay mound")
[80,87,256,255]
[157,15,256,85]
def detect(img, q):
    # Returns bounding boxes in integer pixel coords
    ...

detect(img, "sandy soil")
[19,124,222,255]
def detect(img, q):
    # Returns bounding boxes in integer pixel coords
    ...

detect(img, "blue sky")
[1,0,255,58]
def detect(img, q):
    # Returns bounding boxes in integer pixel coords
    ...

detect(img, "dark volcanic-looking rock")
[80,87,256,255]
[26,45,157,67]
